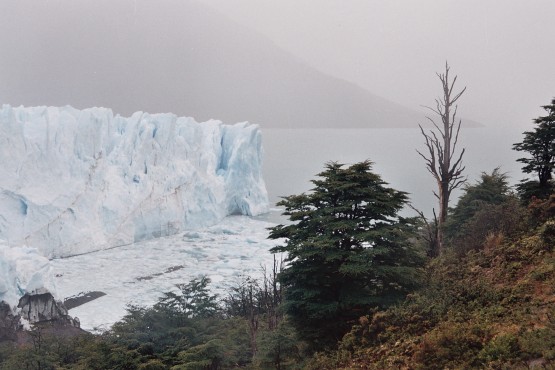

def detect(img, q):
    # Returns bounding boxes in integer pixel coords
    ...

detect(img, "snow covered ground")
[50,215,283,333]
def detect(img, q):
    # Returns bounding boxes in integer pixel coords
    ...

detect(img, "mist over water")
[262,127,524,217]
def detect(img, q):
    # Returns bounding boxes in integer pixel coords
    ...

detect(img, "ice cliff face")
[0,242,56,311]
[0,242,78,331]
[0,105,268,258]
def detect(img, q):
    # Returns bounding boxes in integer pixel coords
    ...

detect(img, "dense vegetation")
[2,98,555,369]
[268,161,424,351]
[0,270,300,369]
[308,199,555,369]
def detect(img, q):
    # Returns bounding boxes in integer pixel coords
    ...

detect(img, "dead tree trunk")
[417,62,466,256]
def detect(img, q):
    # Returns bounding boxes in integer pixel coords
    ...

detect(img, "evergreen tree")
[513,98,555,199]
[269,161,424,350]
[443,169,527,251]
[444,168,511,239]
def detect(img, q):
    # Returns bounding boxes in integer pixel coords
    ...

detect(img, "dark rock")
[0,301,21,341]
[17,292,80,328]
[1,292,82,343]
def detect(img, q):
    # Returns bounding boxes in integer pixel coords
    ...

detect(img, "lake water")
[262,126,525,217]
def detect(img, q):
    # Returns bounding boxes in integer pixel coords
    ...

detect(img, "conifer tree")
[513,98,555,199]
[269,161,423,350]
[445,168,510,235]
[442,168,525,251]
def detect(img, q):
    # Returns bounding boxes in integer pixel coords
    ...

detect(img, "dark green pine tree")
[444,168,511,239]
[513,98,555,199]
[442,168,527,252]
[269,161,424,350]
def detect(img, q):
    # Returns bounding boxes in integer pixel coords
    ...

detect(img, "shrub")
[478,333,519,363]
[448,197,528,253]
[412,323,489,369]
[519,328,555,360]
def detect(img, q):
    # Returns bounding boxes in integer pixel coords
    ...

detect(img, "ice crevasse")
[0,105,269,259]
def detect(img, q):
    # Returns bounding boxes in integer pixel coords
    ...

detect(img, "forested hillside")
[312,199,555,368]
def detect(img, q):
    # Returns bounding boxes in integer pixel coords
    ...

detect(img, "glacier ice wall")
[0,241,56,311]
[0,105,268,258]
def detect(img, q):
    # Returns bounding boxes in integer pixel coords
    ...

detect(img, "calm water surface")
[262,127,524,217]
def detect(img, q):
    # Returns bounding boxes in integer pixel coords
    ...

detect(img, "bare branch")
[451,86,467,105]
[451,119,463,156]
[423,115,443,133]
[448,148,466,177]
[448,75,458,97]
[448,176,467,195]
[449,105,458,139]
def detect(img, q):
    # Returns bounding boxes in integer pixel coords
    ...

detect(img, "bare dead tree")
[261,254,283,331]
[417,63,467,256]
[409,204,439,257]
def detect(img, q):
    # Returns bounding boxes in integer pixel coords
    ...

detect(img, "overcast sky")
[197,0,555,129]
[1,0,554,129]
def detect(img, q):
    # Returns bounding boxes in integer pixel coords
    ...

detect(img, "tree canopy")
[443,169,527,251]
[444,168,511,236]
[513,98,555,198]
[269,161,424,350]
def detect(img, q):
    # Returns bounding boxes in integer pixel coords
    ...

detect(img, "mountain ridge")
[0,0,481,128]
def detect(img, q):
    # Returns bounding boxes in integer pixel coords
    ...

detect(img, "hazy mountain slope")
[0,0,478,128]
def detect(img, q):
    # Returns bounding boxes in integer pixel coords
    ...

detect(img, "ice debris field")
[51,215,282,332]
[0,105,278,330]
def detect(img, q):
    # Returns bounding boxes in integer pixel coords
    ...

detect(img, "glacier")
[0,105,269,259]
[0,241,57,312]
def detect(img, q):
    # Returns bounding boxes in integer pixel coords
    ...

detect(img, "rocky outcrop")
[17,292,80,328]
[0,291,81,342]
[0,301,20,341]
